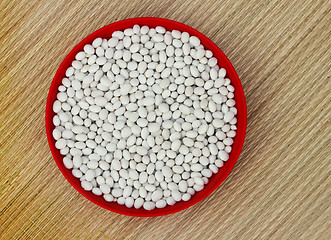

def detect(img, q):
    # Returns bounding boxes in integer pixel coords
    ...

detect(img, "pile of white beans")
[52,25,237,210]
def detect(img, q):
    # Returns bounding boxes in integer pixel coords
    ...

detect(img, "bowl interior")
[45,17,247,217]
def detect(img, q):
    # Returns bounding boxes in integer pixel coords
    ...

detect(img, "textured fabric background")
[0,0,330,239]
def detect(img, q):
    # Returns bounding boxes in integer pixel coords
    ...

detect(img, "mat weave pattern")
[0,0,330,239]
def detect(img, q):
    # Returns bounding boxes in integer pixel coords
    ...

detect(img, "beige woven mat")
[0,0,330,239]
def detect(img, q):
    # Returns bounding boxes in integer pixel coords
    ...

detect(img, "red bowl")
[45,17,247,217]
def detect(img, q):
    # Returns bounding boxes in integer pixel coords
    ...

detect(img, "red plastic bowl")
[45,17,247,217]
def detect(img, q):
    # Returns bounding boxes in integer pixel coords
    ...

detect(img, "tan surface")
[0,0,330,239]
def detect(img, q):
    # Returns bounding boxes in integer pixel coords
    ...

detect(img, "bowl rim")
[45,17,247,217]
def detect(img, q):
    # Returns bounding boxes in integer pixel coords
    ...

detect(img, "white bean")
[53,25,238,210]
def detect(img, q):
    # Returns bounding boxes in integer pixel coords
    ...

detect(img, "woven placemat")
[0,0,330,239]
